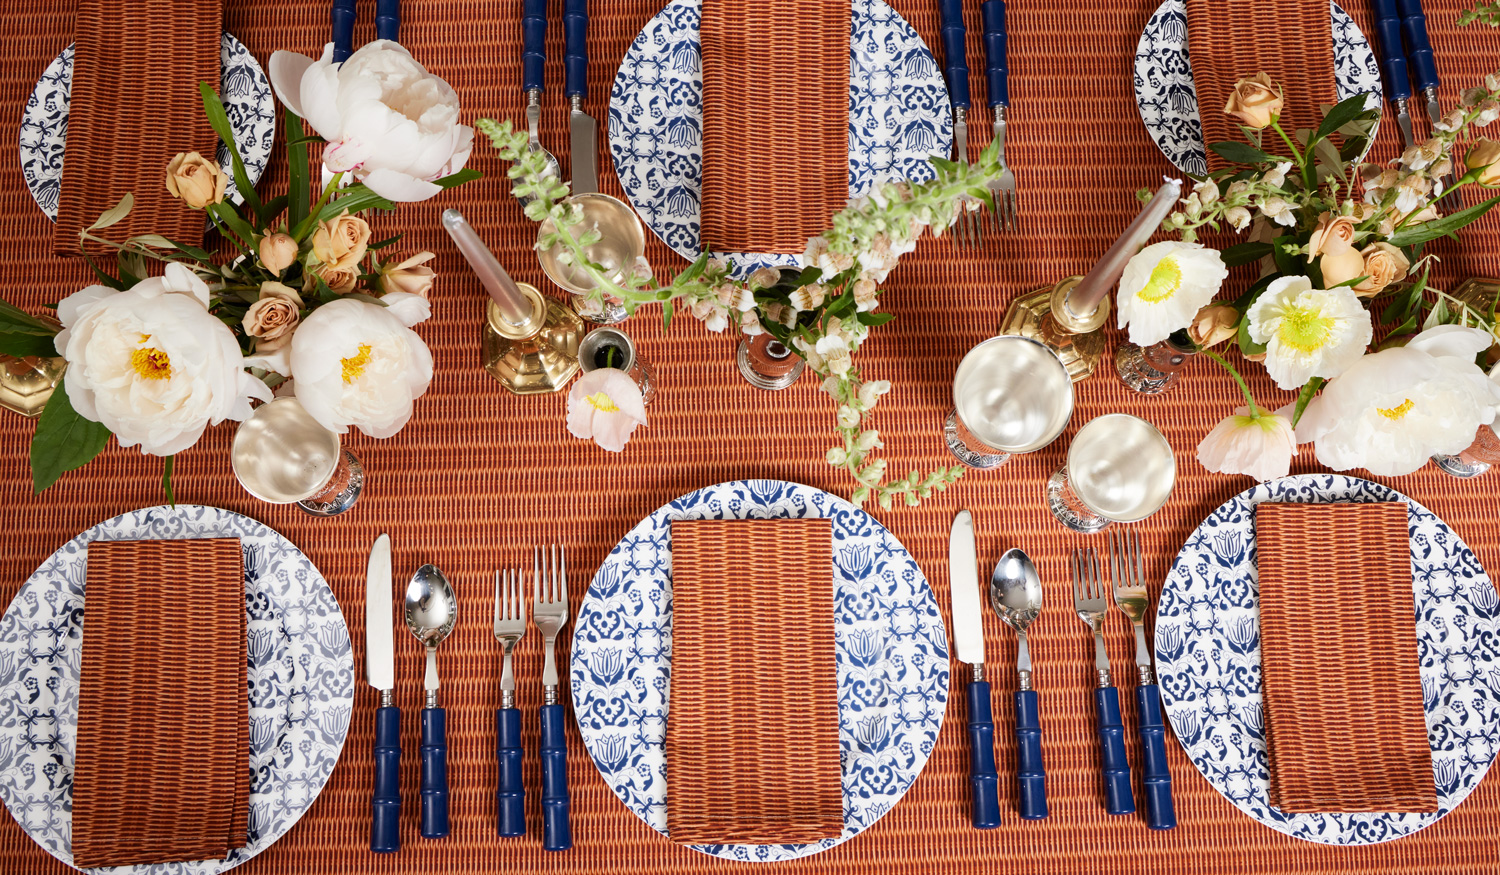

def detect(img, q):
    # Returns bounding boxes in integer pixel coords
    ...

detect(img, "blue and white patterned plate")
[1134,0,1381,176]
[20,34,275,220]
[0,505,354,874]
[570,480,949,862]
[1156,474,1500,845]
[607,0,952,275]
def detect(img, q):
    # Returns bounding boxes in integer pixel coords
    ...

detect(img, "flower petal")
[360,168,444,202]
[269,50,314,117]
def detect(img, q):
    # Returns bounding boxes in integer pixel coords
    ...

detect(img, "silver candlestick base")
[1115,331,1196,395]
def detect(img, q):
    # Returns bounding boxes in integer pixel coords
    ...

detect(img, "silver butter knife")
[366,534,400,853]
[950,510,1000,829]
[565,0,598,195]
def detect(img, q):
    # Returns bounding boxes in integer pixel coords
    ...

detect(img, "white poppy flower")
[289,297,433,438]
[269,40,474,202]
[1116,241,1229,345]
[54,264,271,456]
[1196,408,1297,482]
[566,368,646,452]
[1246,276,1372,390]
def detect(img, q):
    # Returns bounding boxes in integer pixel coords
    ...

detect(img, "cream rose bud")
[1307,213,1358,257]
[165,151,227,209]
[243,282,304,351]
[377,251,437,298]
[1351,243,1411,297]
[1223,72,1283,129]
[306,263,359,295]
[1466,138,1500,185]
[1188,303,1239,347]
[255,233,296,275]
[1318,246,1368,289]
[311,212,372,272]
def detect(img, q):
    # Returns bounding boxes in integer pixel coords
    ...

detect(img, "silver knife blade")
[953,109,969,167]
[1395,98,1416,151]
[366,534,394,692]
[1425,89,1442,129]
[570,104,598,196]
[949,510,985,666]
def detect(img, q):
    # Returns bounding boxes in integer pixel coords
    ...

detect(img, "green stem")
[1198,346,1262,417]
[162,455,175,507]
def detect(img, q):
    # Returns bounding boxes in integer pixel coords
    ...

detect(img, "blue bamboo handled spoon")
[405,564,456,839]
[989,548,1048,820]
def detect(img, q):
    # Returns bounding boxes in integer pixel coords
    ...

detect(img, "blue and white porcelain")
[570,480,949,862]
[607,0,952,276]
[1134,0,1381,176]
[0,505,354,874]
[20,34,275,220]
[1156,474,1500,845]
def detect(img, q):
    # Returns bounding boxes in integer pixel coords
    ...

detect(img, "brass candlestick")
[481,285,584,395]
[998,277,1111,382]
[0,353,65,418]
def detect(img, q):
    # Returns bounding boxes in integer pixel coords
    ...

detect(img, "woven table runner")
[52,0,221,255]
[664,519,842,844]
[72,538,247,868]
[1185,0,1335,168]
[698,0,850,254]
[1256,502,1437,813]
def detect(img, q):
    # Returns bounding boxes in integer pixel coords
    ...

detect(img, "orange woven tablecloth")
[1,1,1499,874]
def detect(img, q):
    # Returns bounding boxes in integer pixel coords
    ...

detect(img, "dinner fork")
[981,0,1016,231]
[494,569,527,837]
[939,0,982,248]
[1109,529,1176,830]
[1072,546,1135,816]
[534,545,573,852]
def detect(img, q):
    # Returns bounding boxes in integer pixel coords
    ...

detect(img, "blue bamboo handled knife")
[950,511,1000,829]
[366,534,400,853]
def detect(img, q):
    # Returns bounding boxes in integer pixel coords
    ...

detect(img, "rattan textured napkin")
[72,538,248,868]
[1185,0,1335,169]
[53,0,222,255]
[1256,502,1437,813]
[665,519,843,844]
[698,0,850,254]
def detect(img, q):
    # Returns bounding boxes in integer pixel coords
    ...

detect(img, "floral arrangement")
[1115,71,1500,480]
[478,118,1006,510]
[0,41,477,496]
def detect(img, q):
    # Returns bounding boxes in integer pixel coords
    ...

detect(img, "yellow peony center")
[1276,306,1333,353]
[341,343,374,383]
[130,347,172,380]
[584,391,620,413]
[1136,257,1183,303]
[1378,399,1415,421]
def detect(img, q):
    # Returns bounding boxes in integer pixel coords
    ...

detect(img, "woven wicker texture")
[664,519,842,845]
[698,0,850,253]
[52,0,221,255]
[1255,503,1436,814]
[72,538,247,868]
[1,0,1499,872]
[1185,0,1335,170]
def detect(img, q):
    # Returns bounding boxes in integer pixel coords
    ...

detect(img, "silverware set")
[521,0,597,200]
[938,0,1016,248]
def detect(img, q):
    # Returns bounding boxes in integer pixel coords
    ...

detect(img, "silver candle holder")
[536,192,645,325]
[946,335,1075,469]
[737,334,805,390]
[1047,413,1175,533]
[232,397,363,516]
[1115,329,1197,395]
[578,327,655,405]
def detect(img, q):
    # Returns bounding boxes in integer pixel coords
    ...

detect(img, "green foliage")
[31,384,112,494]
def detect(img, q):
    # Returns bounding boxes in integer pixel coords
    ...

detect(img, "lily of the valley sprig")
[478,117,1006,510]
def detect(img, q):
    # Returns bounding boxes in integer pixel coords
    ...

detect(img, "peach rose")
[165,152,227,209]
[1306,213,1358,258]
[377,251,436,299]
[1188,303,1239,347]
[242,282,304,351]
[1350,242,1411,297]
[1319,246,1370,289]
[1223,73,1284,129]
[305,263,359,295]
[311,212,371,272]
[1466,138,1500,185]
[258,233,298,275]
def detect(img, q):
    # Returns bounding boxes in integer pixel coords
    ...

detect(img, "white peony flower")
[269,40,474,202]
[1295,325,1500,476]
[1246,276,1371,390]
[289,297,433,438]
[1116,241,1229,345]
[54,264,271,456]
[1196,408,1297,482]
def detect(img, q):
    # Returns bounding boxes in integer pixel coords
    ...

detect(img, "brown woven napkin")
[1256,502,1437,813]
[665,519,842,844]
[1185,0,1335,169]
[53,0,222,256]
[698,0,850,254]
[73,538,248,868]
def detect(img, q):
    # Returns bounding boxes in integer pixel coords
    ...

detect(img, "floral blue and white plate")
[20,34,274,220]
[1134,0,1381,176]
[1155,474,1500,845]
[570,480,949,862]
[607,0,951,276]
[0,505,354,874]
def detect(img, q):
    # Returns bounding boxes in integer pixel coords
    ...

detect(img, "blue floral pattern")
[1155,474,1500,845]
[20,34,274,220]
[607,0,951,276]
[0,505,354,874]
[570,480,949,862]
[1134,1,1381,175]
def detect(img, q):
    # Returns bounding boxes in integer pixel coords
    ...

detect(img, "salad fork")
[1109,529,1176,830]
[493,569,527,837]
[939,0,982,248]
[534,545,573,851]
[981,0,1016,231]
[1071,546,1135,816]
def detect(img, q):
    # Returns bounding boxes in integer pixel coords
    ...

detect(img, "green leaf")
[1221,241,1273,268]
[1314,94,1375,143]
[1210,141,1275,165]
[0,332,60,357]
[1389,195,1500,247]
[368,234,401,251]
[0,299,59,335]
[162,455,175,507]
[856,310,895,326]
[1291,376,1325,426]
[795,266,824,287]
[286,111,310,232]
[127,233,181,250]
[87,194,133,231]
[207,201,258,249]
[662,300,674,330]
[30,383,112,494]
[1313,138,1347,184]
[1237,317,1268,356]
[199,81,262,218]
[1271,237,1300,276]
[80,250,126,290]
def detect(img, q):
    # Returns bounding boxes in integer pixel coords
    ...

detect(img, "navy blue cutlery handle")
[331,0,356,64]
[1136,685,1177,830]
[980,0,1008,108]
[1373,0,1412,101]
[1397,0,1439,91]
[938,0,970,110]
[564,0,588,99]
[1013,689,1047,820]
[496,708,526,837]
[522,0,548,92]
[540,703,573,851]
[375,0,400,43]
[1095,686,1135,815]
[965,680,1001,829]
[420,707,450,838]
[371,706,401,853]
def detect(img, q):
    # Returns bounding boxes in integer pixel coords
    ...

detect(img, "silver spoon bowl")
[989,547,1043,689]
[405,564,458,708]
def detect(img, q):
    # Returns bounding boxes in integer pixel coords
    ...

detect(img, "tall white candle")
[1066,179,1182,317]
[442,209,534,326]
